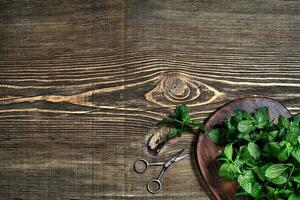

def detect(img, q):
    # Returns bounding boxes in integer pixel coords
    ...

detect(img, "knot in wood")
[163,76,191,100]
[145,72,223,107]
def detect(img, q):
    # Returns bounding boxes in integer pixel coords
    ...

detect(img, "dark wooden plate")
[196,97,291,200]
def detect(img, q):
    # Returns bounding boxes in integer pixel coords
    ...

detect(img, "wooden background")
[0,0,300,199]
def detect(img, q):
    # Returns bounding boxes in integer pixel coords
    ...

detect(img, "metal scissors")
[133,149,189,194]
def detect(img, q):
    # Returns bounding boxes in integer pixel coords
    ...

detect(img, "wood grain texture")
[0,0,300,199]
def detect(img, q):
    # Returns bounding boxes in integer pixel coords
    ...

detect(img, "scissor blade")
[174,154,189,162]
[172,149,184,159]
[166,149,185,164]
[164,149,186,168]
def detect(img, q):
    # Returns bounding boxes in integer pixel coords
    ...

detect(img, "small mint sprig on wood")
[159,104,207,139]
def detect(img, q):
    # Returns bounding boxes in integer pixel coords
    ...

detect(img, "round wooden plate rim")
[196,97,291,200]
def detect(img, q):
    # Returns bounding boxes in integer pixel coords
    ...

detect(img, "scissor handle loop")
[133,158,149,174]
[147,178,162,194]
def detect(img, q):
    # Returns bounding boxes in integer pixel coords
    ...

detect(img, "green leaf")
[288,194,300,200]
[286,122,300,146]
[237,171,253,195]
[293,176,300,184]
[247,142,261,160]
[255,163,272,181]
[292,113,300,126]
[224,143,233,161]
[266,186,276,196]
[186,119,206,131]
[238,120,255,133]
[263,142,281,157]
[234,109,253,122]
[292,148,300,163]
[268,130,278,141]
[237,170,262,197]
[280,189,293,196]
[278,128,287,139]
[255,107,270,129]
[159,118,174,125]
[176,104,190,122]
[219,162,240,180]
[250,183,263,198]
[253,131,268,141]
[226,116,237,130]
[173,120,184,130]
[277,141,293,161]
[225,117,238,142]
[235,146,243,160]
[278,115,290,129]
[240,146,257,167]
[265,164,290,179]
[269,175,287,185]
[237,132,251,142]
[208,128,225,144]
[167,128,179,138]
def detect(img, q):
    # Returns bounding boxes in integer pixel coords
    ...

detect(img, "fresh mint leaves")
[208,106,300,199]
[159,104,206,139]
[160,104,300,199]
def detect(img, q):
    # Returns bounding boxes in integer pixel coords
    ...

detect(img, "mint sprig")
[159,104,206,139]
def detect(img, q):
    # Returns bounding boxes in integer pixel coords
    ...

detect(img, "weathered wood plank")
[0,0,299,199]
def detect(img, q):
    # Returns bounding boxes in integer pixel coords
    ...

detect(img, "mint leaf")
[255,107,270,129]
[278,115,290,129]
[226,116,237,130]
[277,141,293,161]
[280,189,293,196]
[255,163,272,181]
[289,194,300,200]
[159,118,174,125]
[247,142,261,160]
[240,146,257,167]
[237,170,262,197]
[291,148,300,163]
[238,120,255,133]
[167,128,179,138]
[265,164,290,179]
[234,109,253,122]
[219,162,240,180]
[224,143,233,161]
[177,104,189,122]
[208,128,225,144]
[186,119,206,131]
[292,113,300,126]
[268,130,278,141]
[286,122,300,146]
[293,176,300,184]
[237,132,251,142]
[270,175,288,185]
[263,142,281,158]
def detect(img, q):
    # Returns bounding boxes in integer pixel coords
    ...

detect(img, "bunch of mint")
[209,107,300,200]
[159,104,206,139]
